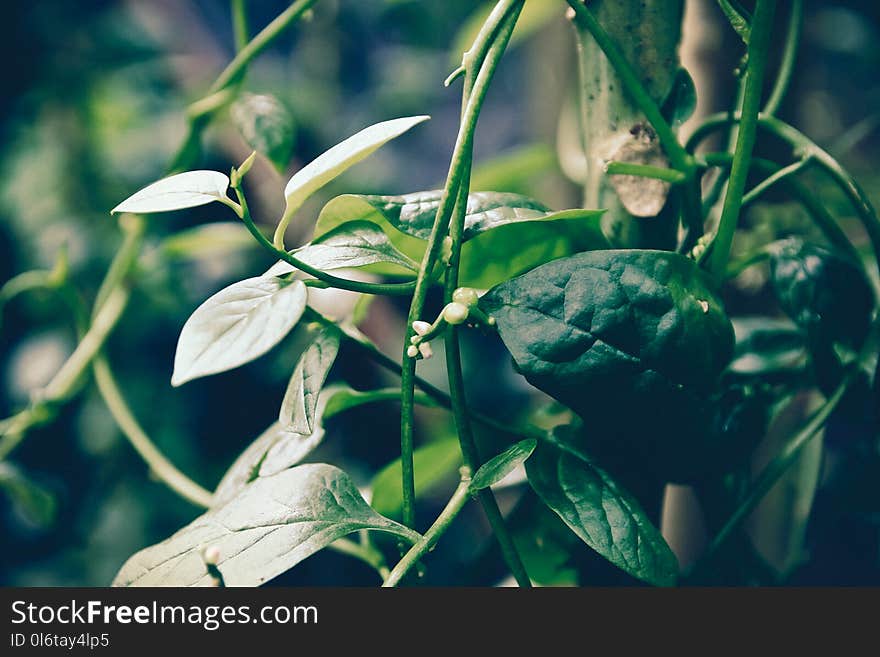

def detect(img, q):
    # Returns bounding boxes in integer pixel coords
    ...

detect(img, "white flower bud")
[418,342,434,359]
[412,320,432,336]
[442,302,469,325]
[203,546,221,566]
[407,345,420,358]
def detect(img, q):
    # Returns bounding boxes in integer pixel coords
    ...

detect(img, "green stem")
[399,0,522,529]
[604,161,687,184]
[231,0,250,52]
[707,0,777,276]
[742,157,812,206]
[92,354,213,508]
[383,473,473,587]
[763,0,802,116]
[230,178,417,296]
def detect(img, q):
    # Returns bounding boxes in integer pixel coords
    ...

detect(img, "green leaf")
[768,238,874,349]
[482,250,735,482]
[469,144,557,194]
[716,0,751,44]
[231,93,295,172]
[471,439,537,491]
[729,317,806,378]
[526,434,678,586]
[114,464,420,586]
[279,328,341,434]
[322,386,436,420]
[315,191,608,288]
[111,170,229,214]
[0,462,57,528]
[172,277,307,386]
[276,115,430,245]
[159,222,258,260]
[661,68,697,129]
[371,439,462,520]
[268,221,419,277]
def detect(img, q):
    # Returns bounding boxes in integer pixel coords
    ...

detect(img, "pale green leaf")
[111,171,229,214]
[172,277,307,386]
[279,329,341,434]
[231,93,295,171]
[114,464,420,586]
[471,439,536,491]
[159,222,257,260]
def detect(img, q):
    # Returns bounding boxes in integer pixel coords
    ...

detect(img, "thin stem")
[707,0,777,276]
[604,161,687,184]
[563,0,693,174]
[763,0,802,116]
[231,0,250,52]
[92,354,213,508]
[230,178,417,296]
[399,0,522,529]
[383,474,473,587]
[742,157,812,206]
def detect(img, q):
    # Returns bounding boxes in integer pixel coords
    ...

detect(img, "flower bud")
[442,302,469,325]
[418,342,433,359]
[452,287,479,308]
[407,345,420,358]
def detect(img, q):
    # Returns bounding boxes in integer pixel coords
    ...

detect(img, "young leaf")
[172,277,307,386]
[471,439,537,491]
[111,171,230,214]
[481,249,735,482]
[279,328,341,434]
[114,464,421,586]
[526,435,679,586]
[275,115,430,246]
[371,439,462,520]
[231,93,295,171]
[315,191,608,288]
[717,0,751,44]
[267,221,419,278]
[322,386,436,420]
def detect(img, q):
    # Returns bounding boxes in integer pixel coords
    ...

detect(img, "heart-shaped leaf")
[471,439,536,491]
[112,171,230,214]
[114,463,421,586]
[279,328,341,434]
[526,434,678,586]
[275,115,430,247]
[315,191,607,288]
[172,277,307,386]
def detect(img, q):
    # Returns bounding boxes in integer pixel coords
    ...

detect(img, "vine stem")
[398,0,522,529]
[442,2,531,587]
[707,0,777,277]
[763,0,803,117]
[383,472,473,587]
[229,178,416,296]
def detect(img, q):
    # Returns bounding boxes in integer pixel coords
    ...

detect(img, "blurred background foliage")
[1,0,879,586]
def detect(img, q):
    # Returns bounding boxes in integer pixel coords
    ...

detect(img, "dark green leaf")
[279,329,340,434]
[0,462,56,528]
[661,68,697,129]
[315,191,607,288]
[172,277,308,386]
[768,238,874,349]
[231,93,295,171]
[471,439,536,491]
[371,439,462,520]
[729,317,806,378]
[526,434,678,586]
[115,464,420,586]
[481,249,734,481]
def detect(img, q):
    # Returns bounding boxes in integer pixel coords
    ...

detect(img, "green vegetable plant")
[3,0,879,587]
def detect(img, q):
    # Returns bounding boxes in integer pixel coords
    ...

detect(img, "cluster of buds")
[407,287,495,360]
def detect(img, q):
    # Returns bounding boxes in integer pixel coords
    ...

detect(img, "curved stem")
[328,538,390,581]
[763,0,802,116]
[742,157,812,206]
[383,474,473,587]
[231,178,417,296]
[399,0,522,528]
[92,354,214,508]
[707,0,777,276]
[231,0,250,52]
[604,162,687,183]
